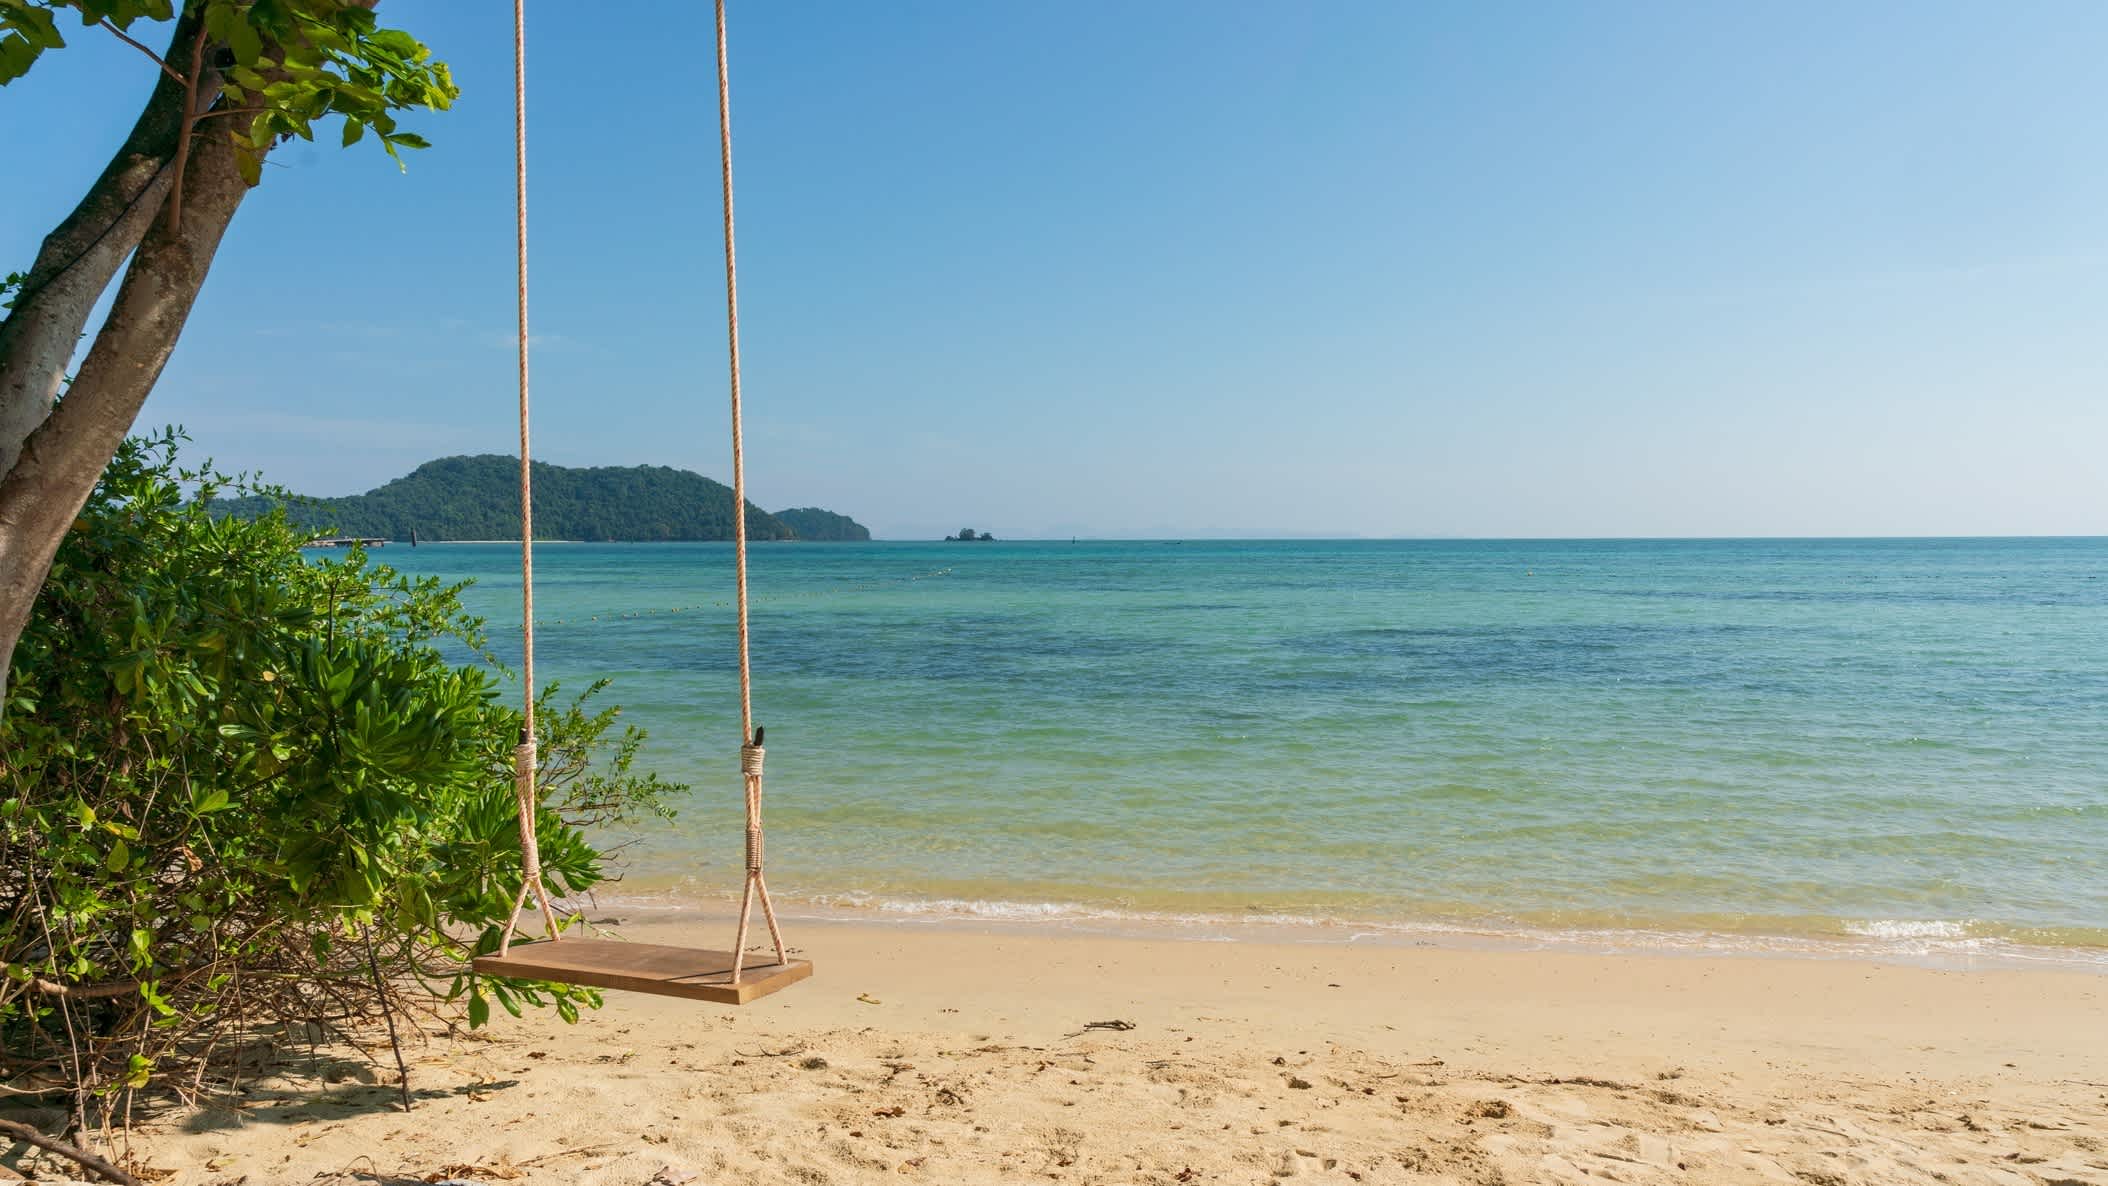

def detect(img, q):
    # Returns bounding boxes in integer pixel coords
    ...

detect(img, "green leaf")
[2,2,63,50]
[233,141,263,186]
[467,991,490,1029]
[105,838,130,872]
[341,118,363,147]
[224,15,261,67]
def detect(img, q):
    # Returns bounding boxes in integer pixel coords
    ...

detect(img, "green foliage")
[0,432,680,1113]
[212,454,863,543]
[0,1,455,177]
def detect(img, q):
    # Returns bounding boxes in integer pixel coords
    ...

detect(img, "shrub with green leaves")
[0,432,678,1128]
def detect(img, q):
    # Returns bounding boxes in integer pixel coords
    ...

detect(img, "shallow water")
[380,538,2108,966]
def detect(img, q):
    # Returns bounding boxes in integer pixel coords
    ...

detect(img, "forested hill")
[773,507,872,542]
[212,455,871,542]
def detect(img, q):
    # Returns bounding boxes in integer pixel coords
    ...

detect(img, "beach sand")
[76,918,2108,1185]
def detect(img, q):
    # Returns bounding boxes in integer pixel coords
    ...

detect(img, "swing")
[470,0,811,1006]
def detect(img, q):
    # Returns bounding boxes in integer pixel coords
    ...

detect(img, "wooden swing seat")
[474,938,812,1005]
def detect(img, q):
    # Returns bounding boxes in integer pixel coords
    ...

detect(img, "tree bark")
[0,8,210,478]
[0,91,258,708]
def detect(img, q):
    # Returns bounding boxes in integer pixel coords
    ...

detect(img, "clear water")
[384,539,2108,964]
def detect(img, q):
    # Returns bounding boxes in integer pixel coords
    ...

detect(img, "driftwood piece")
[0,1118,143,1186]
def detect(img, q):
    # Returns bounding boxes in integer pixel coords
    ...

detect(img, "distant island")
[774,507,872,542]
[945,528,996,542]
[212,455,871,542]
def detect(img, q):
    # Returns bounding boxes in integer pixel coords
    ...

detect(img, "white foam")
[588,888,2108,972]
[806,892,1339,929]
[1843,919,1974,941]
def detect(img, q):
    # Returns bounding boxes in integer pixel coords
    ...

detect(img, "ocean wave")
[585,887,2108,972]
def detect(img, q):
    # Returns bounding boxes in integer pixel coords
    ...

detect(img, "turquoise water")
[387,539,2108,962]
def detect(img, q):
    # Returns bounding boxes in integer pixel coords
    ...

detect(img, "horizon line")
[411,533,2108,545]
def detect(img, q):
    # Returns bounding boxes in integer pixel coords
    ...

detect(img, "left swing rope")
[715,0,787,984]
[501,0,561,956]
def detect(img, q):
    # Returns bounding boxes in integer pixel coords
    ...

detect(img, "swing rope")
[496,0,788,981]
[500,0,559,956]
[716,0,787,983]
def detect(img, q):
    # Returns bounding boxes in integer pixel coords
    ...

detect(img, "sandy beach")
[60,918,2102,1186]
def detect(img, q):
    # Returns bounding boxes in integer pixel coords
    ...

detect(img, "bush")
[0,432,678,1135]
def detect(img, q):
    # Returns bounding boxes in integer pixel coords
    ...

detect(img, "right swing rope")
[715,0,787,985]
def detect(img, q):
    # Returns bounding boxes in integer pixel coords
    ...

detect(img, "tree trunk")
[0,8,208,478]
[0,89,257,708]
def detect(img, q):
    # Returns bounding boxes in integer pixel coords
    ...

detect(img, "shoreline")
[577,888,2108,975]
[131,916,2108,1184]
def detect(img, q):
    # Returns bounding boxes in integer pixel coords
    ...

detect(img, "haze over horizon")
[7,2,2105,540]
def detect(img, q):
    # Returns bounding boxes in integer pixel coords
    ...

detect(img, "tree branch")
[163,16,215,235]
[364,927,413,1113]
[189,105,267,124]
[0,1117,142,1186]
[25,976,141,1001]
[97,19,185,86]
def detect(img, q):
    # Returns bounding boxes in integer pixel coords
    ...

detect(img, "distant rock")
[944,528,996,542]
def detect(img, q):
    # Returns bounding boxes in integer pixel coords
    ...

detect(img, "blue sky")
[7,2,2106,538]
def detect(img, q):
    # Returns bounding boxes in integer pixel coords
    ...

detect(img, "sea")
[381,538,2108,969]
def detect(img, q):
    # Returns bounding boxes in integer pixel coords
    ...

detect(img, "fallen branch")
[1063,1018,1136,1038]
[517,1142,620,1166]
[0,1118,143,1186]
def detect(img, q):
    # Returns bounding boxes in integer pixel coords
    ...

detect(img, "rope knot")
[513,740,537,790]
[740,743,765,778]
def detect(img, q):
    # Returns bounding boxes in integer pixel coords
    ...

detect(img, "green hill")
[212,455,870,543]
[773,507,872,542]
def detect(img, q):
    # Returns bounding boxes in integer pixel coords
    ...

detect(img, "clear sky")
[7,2,2106,539]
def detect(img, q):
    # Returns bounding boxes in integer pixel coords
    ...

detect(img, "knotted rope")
[500,0,559,956]
[718,0,787,984]
[741,742,766,870]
